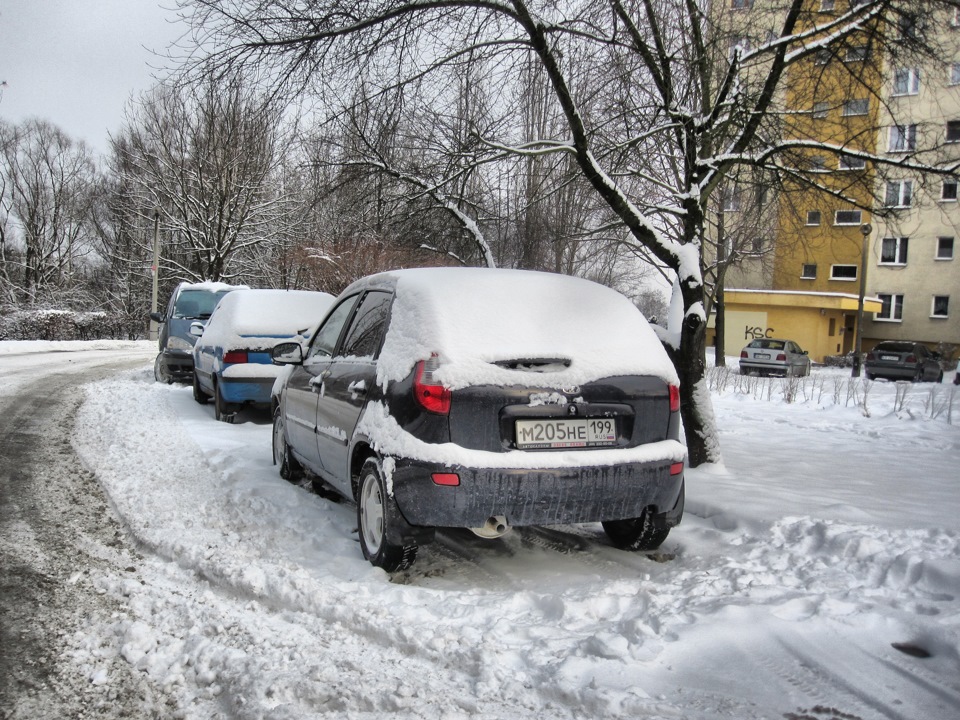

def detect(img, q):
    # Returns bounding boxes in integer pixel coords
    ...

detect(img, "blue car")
[192,289,335,422]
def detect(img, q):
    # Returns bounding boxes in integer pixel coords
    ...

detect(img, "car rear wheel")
[272,406,303,482]
[214,383,238,423]
[192,372,210,404]
[602,509,671,551]
[357,459,417,572]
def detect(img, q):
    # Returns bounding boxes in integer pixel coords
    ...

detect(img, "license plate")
[755,353,770,359]
[515,418,617,449]
[881,355,898,361]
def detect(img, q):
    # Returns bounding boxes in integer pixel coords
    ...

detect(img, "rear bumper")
[219,376,274,405]
[739,361,788,376]
[865,364,915,380]
[390,458,685,529]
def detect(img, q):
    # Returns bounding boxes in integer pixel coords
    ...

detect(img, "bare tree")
[113,76,291,283]
[0,119,99,306]
[175,0,960,465]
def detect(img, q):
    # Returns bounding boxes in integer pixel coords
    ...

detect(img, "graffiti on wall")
[744,326,776,340]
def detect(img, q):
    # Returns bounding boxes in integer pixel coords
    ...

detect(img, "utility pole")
[149,208,161,342]
[852,222,872,378]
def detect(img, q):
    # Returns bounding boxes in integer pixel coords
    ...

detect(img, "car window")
[339,291,391,359]
[308,295,359,360]
[174,289,231,319]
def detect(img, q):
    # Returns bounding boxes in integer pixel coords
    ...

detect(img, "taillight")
[866,352,875,361]
[223,351,248,364]
[906,355,917,363]
[414,355,451,415]
[776,353,786,361]
[670,462,684,476]
[669,384,680,413]
[740,350,747,358]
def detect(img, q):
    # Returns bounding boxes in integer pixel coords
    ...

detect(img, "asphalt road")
[0,349,159,719]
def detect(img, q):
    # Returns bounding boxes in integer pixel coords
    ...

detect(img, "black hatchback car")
[270,268,686,571]
[864,341,943,382]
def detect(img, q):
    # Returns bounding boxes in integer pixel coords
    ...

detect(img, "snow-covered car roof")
[177,280,248,294]
[370,267,678,390]
[200,289,335,348]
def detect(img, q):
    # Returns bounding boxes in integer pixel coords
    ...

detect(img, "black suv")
[864,341,943,382]
[270,268,686,571]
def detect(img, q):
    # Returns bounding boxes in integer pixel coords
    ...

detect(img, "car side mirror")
[189,322,205,338]
[272,342,304,365]
[802,350,808,356]
[149,312,165,324]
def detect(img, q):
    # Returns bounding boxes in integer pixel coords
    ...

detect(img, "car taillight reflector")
[906,355,917,363]
[669,385,680,413]
[776,353,786,361]
[223,351,248,364]
[740,351,747,358]
[432,473,460,486]
[670,462,684,476]
[866,353,875,361]
[414,356,451,415]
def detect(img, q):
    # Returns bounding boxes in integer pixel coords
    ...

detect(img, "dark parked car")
[270,268,686,571]
[192,289,335,422]
[864,341,943,382]
[739,338,811,377]
[150,282,244,383]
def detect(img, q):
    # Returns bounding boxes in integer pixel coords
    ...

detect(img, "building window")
[876,293,904,321]
[932,295,950,318]
[812,102,830,119]
[839,154,866,170]
[943,180,959,201]
[752,236,765,253]
[937,236,955,259]
[947,120,960,142]
[820,0,835,10]
[801,263,818,279]
[809,155,826,171]
[731,0,752,8]
[884,180,913,207]
[952,7,960,27]
[880,236,909,265]
[830,265,858,281]
[899,13,918,40]
[950,62,960,85]
[889,124,917,152]
[806,210,822,225]
[846,46,868,63]
[843,98,869,116]
[893,68,920,96]
[835,209,862,225]
[722,188,741,212]
[815,48,832,65]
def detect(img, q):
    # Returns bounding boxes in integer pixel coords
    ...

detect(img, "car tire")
[936,370,944,384]
[602,509,671,551]
[357,458,417,572]
[192,372,210,404]
[214,383,238,423]
[864,372,874,381]
[272,406,303,482]
[154,354,172,384]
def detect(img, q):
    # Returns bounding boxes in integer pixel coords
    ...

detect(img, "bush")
[0,308,145,341]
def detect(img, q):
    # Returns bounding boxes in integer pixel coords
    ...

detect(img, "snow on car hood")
[376,268,677,390]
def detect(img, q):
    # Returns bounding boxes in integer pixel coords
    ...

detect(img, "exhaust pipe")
[470,515,510,539]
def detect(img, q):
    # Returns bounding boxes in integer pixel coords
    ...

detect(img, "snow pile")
[59,354,960,719]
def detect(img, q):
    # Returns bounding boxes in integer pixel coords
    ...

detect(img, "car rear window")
[748,339,785,350]
[875,342,914,353]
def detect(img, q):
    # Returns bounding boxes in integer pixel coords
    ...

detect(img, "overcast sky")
[0,0,188,155]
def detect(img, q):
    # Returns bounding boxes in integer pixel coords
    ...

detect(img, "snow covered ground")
[6,340,960,719]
